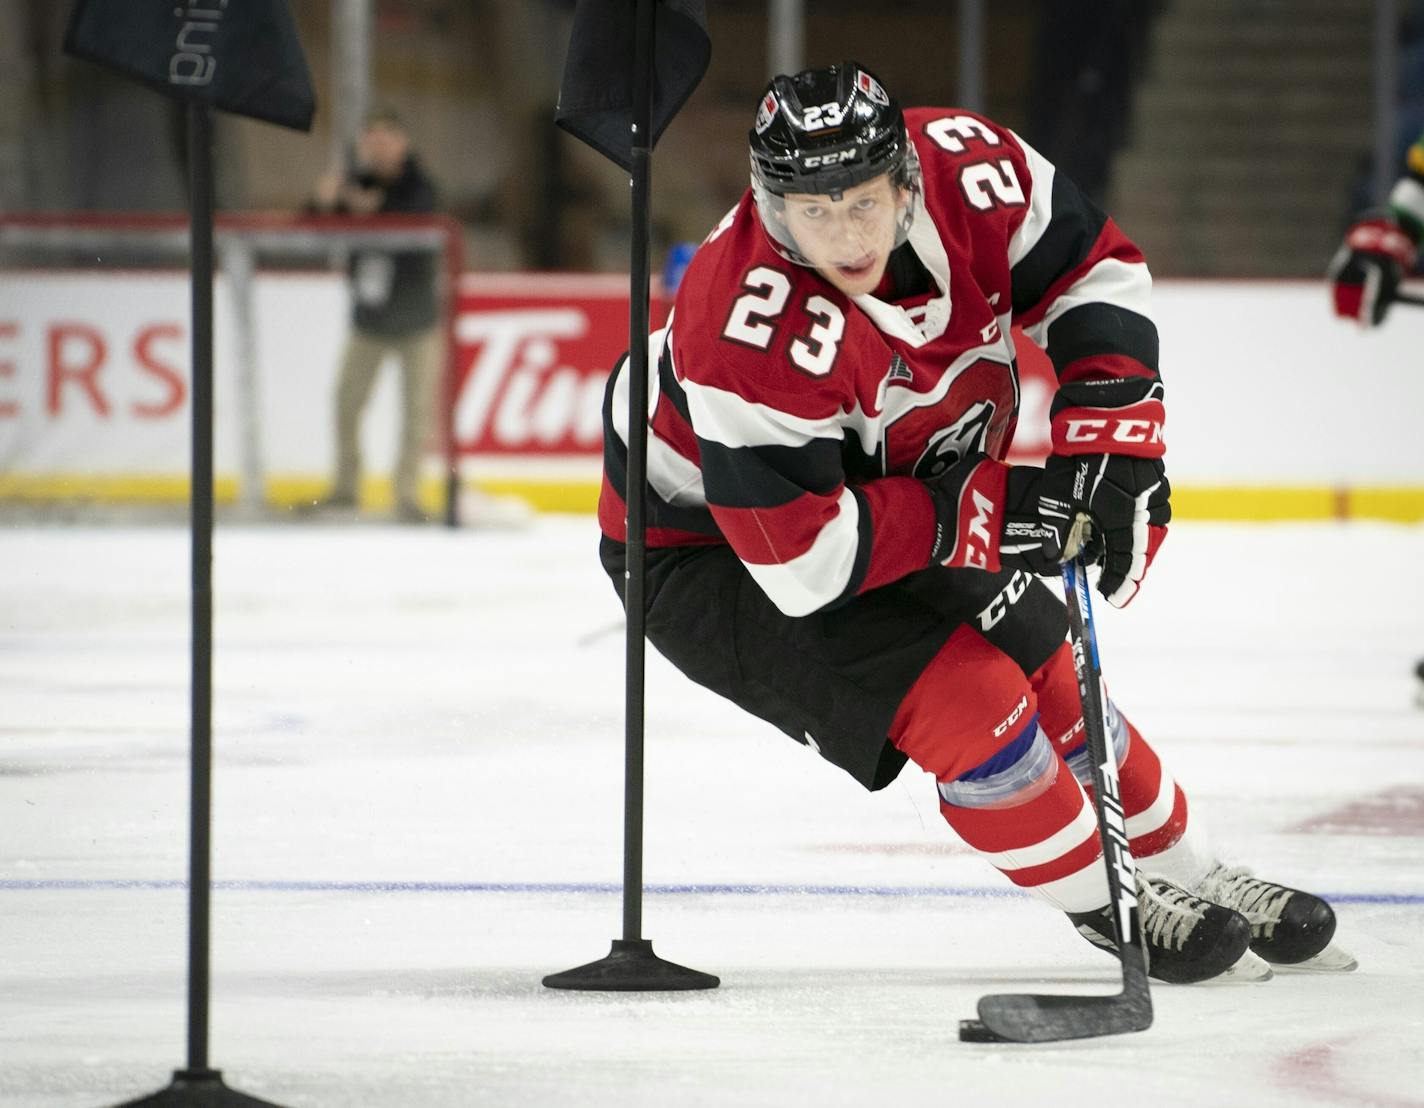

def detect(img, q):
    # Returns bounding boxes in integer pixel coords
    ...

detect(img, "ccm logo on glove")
[1051,399,1166,457]
[1344,220,1415,259]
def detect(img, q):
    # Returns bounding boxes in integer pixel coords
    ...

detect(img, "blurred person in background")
[1331,129,1424,329]
[306,106,441,524]
[1024,0,1162,206]
[1328,129,1424,707]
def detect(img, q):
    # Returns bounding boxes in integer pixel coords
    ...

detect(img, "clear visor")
[751,145,922,268]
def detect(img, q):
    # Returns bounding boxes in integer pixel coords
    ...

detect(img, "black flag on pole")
[63,5,315,1107]
[63,0,315,131]
[541,0,719,994]
[556,0,710,170]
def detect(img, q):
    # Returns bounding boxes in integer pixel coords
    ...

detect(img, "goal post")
[0,210,465,520]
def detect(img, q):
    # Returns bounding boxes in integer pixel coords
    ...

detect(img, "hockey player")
[1330,131,1424,329]
[601,62,1354,981]
[1328,134,1424,708]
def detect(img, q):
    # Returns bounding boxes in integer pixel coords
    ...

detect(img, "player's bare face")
[782,176,906,296]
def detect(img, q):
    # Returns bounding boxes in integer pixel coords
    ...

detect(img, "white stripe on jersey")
[740,486,861,617]
[609,326,707,507]
[681,327,1016,471]
[1022,257,1154,350]
[608,325,666,437]
[648,428,707,507]
[680,375,850,450]
[1005,130,1056,270]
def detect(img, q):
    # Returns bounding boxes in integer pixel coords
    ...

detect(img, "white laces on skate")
[1138,877,1210,953]
[1198,864,1293,935]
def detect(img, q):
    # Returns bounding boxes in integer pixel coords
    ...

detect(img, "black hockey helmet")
[748,62,920,264]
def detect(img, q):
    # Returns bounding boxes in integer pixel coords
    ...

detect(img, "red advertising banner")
[451,273,668,457]
[452,271,1055,464]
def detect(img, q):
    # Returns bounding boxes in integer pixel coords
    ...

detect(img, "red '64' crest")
[883,358,1017,478]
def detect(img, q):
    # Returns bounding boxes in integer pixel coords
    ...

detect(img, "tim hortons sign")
[451,274,670,457]
[450,273,1054,464]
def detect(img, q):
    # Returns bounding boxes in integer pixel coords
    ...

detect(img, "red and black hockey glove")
[1328,216,1416,327]
[925,454,1067,575]
[1046,378,1170,608]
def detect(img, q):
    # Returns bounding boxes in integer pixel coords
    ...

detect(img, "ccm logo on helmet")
[802,149,858,168]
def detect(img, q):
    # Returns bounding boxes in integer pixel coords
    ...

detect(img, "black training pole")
[187,97,217,1078]
[620,0,655,947]
[62,0,314,1097]
[544,0,716,991]
[109,101,291,1108]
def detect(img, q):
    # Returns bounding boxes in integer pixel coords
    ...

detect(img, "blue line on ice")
[0,878,1420,904]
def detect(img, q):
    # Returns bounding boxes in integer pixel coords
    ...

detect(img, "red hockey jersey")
[599,108,1159,617]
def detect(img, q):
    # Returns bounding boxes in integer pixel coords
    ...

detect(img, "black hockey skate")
[1069,874,1262,984]
[1195,863,1356,970]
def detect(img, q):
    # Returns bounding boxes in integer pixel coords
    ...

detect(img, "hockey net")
[0,210,468,521]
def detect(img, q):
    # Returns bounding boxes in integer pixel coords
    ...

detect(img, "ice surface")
[2,517,1422,1106]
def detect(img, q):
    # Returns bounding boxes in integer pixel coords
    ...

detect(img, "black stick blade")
[960,989,1152,1044]
[958,1018,1007,1043]
[543,938,719,991]
[110,1069,293,1107]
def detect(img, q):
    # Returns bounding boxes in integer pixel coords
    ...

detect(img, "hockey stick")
[958,554,1152,1043]
[1394,277,1424,307]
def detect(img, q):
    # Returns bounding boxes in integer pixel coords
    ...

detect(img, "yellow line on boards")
[1171,486,1424,523]
[0,474,243,502]
[2,475,1422,522]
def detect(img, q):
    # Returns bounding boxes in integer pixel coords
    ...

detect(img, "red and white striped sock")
[1030,642,1213,888]
[937,743,1109,913]
[1113,717,1214,887]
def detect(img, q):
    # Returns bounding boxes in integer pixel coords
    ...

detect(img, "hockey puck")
[958,1018,1008,1043]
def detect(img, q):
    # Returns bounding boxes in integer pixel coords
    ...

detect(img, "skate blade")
[1271,943,1358,973]
[1216,948,1274,983]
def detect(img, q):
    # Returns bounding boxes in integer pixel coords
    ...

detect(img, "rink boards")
[0,272,1420,520]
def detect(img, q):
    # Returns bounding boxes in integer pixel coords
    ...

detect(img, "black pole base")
[110,1068,293,1107]
[543,938,719,991]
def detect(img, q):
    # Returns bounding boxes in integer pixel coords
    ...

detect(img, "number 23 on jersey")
[721,265,846,378]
